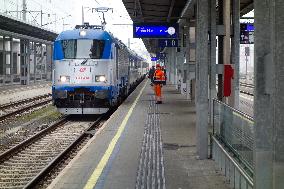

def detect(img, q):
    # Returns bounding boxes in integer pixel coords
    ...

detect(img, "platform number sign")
[158,39,178,47]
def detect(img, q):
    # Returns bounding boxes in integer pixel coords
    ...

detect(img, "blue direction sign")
[151,57,159,61]
[241,23,254,31]
[133,23,179,38]
[158,39,178,47]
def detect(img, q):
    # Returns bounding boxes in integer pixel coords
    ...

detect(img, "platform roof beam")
[167,0,175,22]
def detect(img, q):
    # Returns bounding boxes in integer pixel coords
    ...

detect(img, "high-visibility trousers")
[154,83,162,100]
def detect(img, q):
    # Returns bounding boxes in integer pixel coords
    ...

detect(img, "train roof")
[55,28,113,41]
[55,24,146,61]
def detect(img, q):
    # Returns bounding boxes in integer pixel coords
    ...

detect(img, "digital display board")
[240,23,254,44]
[241,23,254,31]
[133,23,179,38]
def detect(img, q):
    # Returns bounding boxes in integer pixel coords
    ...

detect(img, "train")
[52,24,148,114]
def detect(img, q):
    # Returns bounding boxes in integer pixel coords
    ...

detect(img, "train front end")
[52,27,116,114]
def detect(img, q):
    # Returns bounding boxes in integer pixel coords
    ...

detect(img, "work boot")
[156,101,162,104]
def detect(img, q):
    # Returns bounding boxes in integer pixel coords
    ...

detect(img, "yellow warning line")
[83,81,147,189]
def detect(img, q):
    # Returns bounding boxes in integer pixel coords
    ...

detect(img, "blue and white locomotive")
[52,24,147,114]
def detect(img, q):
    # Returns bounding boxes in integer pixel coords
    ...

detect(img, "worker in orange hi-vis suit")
[153,64,166,104]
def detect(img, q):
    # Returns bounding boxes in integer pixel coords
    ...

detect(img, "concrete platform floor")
[48,80,230,189]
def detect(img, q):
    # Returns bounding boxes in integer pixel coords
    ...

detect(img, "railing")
[212,99,254,188]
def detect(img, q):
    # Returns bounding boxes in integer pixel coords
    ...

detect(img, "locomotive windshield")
[61,39,105,59]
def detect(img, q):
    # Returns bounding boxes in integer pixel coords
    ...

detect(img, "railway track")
[239,82,254,96]
[0,94,52,121]
[216,82,254,96]
[0,115,105,189]
[240,82,254,88]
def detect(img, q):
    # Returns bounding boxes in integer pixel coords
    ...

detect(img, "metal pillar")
[223,0,232,105]
[254,0,284,188]
[20,39,30,85]
[189,24,196,101]
[209,0,217,125]
[2,36,7,79]
[0,36,6,76]
[166,49,171,83]
[3,36,12,82]
[46,44,52,81]
[217,0,224,101]
[174,48,178,87]
[183,25,190,97]
[171,48,175,85]
[196,0,209,159]
[27,41,30,85]
[170,48,175,84]
[22,0,27,21]
[81,6,85,25]
[10,37,13,82]
[33,42,36,83]
[231,0,240,108]
[176,48,183,92]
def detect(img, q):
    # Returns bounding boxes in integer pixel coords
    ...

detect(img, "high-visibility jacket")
[153,69,165,84]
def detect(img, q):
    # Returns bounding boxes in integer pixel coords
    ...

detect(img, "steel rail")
[0,93,51,109]
[0,95,52,121]
[0,117,68,161]
[215,83,254,96]
[240,82,254,88]
[23,115,106,189]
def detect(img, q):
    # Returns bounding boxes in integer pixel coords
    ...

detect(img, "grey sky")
[0,0,150,61]
[72,0,150,61]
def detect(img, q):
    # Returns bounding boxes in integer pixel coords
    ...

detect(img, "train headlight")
[79,30,87,36]
[60,75,70,82]
[95,75,106,82]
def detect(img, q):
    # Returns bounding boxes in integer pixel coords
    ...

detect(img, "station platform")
[0,81,51,105]
[48,79,230,189]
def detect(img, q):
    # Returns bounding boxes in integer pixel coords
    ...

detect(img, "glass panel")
[61,39,105,59]
[213,99,254,176]
[76,40,92,59]
[89,40,105,59]
[61,39,76,59]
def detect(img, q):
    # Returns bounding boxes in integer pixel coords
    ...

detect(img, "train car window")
[116,47,119,80]
[77,40,92,59]
[89,40,105,59]
[61,40,76,59]
[61,39,105,59]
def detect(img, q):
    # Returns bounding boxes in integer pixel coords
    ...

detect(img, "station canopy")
[0,13,57,43]
[122,0,254,54]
